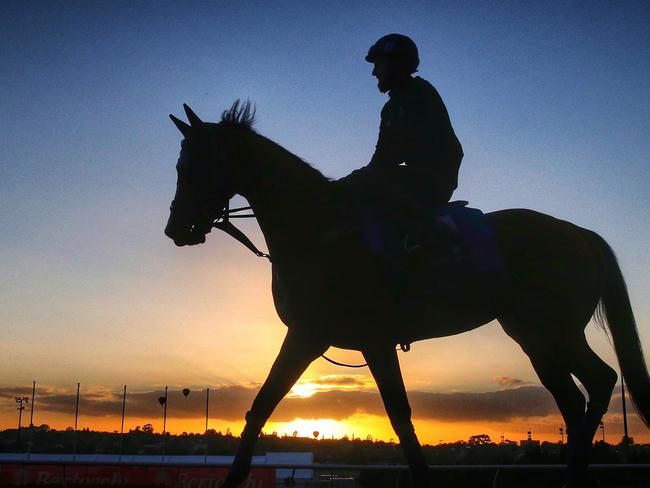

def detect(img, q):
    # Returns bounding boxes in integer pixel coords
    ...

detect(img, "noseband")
[170,197,270,259]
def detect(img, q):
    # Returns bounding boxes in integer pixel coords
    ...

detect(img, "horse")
[164,101,649,488]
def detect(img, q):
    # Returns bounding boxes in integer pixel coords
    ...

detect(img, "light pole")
[621,378,630,443]
[559,426,564,444]
[73,383,80,460]
[15,397,29,449]
[119,385,127,462]
[621,377,630,461]
[204,388,210,464]
[29,382,35,427]
[28,381,36,459]
[158,387,168,462]
[600,421,605,443]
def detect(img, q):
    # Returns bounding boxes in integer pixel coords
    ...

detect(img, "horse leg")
[517,339,589,487]
[363,346,430,487]
[567,334,618,483]
[223,331,327,488]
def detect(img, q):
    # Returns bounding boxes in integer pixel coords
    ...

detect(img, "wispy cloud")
[494,376,529,388]
[310,375,369,387]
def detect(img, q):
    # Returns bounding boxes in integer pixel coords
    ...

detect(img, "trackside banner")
[0,464,276,487]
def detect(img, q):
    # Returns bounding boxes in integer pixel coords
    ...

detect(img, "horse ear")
[183,103,203,127]
[169,114,192,137]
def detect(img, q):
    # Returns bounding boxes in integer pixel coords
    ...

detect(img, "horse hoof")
[222,476,244,488]
[223,471,246,488]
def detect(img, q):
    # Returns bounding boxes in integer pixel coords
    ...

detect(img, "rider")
[341,33,463,214]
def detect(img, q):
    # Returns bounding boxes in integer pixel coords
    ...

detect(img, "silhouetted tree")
[468,434,492,445]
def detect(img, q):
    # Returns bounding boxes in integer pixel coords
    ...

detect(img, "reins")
[211,201,411,369]
[211,202,271,261]
[321,343,411,369]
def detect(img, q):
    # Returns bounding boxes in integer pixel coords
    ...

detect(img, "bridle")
[172,135,269,259]
[211,202,271,261]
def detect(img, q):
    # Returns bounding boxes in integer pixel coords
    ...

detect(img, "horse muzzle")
[164,222,208,247]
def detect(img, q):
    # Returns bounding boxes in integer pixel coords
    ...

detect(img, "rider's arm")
[368,100,404,169]
[338,101,402,184]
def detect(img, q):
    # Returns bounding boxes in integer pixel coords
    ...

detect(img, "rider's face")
[372,58,398,93]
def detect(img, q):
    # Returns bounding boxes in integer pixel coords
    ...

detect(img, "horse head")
[165,104,235,246]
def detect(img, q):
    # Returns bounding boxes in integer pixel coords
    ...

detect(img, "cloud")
[409,387,555,422]
[0,383,557,423]
[494,376,527,388]
[0,387,35,398]
[0,383,636,426]
[310,375,369,387]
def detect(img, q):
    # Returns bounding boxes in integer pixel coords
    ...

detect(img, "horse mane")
[262,136,332,186]
[221,99,257,129]
[221,99,331,186]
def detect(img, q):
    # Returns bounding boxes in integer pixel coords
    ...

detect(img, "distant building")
[520,429,540,449]
[519,439,540,449]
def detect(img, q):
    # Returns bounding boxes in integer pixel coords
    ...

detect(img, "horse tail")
[590,231,650,427]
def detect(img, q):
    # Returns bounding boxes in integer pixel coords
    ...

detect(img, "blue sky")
[0,0,649,439]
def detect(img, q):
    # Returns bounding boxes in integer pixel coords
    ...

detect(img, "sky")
[1,1,649,445]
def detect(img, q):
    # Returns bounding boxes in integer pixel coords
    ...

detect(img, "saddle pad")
[433,205,504,275]
[349,199,504,285]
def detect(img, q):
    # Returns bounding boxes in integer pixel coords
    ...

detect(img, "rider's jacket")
[367,76,463,203]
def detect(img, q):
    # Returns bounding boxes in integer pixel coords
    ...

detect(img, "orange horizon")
[2,412,647,446]
[0,375,650,445]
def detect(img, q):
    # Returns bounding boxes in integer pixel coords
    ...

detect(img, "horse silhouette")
[165,101,649,488]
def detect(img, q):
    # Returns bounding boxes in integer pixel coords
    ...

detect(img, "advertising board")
[0,464,276,487]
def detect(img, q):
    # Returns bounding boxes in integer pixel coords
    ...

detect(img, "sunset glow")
[2,380,647,445]
[1,0,648,456]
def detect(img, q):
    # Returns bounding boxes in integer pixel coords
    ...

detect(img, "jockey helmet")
[365,33,419,73]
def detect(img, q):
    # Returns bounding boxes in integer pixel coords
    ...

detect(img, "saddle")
[352,199,504,291]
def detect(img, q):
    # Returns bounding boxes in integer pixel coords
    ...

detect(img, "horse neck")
[228,129,332,259]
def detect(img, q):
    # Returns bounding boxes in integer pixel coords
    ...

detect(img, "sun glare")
[288,374,373,398]
[265,418,349,439]
[287,382,322,398]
